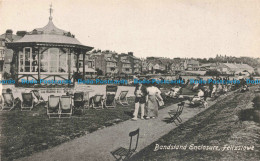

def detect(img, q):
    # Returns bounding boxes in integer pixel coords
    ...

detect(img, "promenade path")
[16,93,229,161]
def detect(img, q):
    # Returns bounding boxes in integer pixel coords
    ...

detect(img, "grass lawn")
[0,94,182,161]
[130,90,260,161]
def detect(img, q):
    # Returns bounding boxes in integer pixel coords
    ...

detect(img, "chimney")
[128,52,133,56]
[16,31,27,37]
[5,29,13,41]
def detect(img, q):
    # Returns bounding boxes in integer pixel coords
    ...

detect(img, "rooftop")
[5,6,93,50]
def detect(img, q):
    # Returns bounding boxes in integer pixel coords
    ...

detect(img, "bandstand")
[5,7,93,87]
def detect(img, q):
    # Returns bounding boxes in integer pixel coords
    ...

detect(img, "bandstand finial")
[49,3,53,20]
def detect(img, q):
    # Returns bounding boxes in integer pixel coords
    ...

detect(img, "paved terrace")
[16,92,230,161]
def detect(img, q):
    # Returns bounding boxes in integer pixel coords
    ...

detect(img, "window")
[19,47,38,73]
[19,47,68,74]
[40,48,68,73]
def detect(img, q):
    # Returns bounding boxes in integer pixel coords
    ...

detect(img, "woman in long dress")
[145,84,163,119]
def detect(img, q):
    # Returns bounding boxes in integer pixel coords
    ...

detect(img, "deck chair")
[189,95,204,107]
[255,88,260,93]
[105,85,118,108]
[47,95,60,118]
[60,95,72,118]
[21,93,34,111]
[1,93,15,111]
[91,95,104,109]
[117,91,129,106]
[168,102,185,125]
[31,90,45,105]
[73,92,85,108]
[111,128,140,161]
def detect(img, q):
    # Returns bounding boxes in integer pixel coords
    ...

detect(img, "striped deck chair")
[73,92,85,108]
[1,93,15,111]
[91,95,104,109]
[117,91,129,106]
[47,95,60,118]
[105,85,118,108]
[31,90,45,105]
[60,96,72,118]
[21,93,34,111]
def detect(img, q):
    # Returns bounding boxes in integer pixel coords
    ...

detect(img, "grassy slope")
[130,91,260,161]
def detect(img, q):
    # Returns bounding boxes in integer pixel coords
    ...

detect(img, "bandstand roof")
[6,14,93,51]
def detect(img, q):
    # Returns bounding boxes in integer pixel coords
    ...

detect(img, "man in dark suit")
[132,83,147,120]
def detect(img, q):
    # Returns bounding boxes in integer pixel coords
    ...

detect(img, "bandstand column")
[76,52,79,73]
[37,47,40,82]
[83,50,85,80]
[68,48,71,87]
[14,48,19,86]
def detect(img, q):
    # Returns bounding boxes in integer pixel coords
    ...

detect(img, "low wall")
[1,84,135,101]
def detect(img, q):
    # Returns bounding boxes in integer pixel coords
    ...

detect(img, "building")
[118,53,133,75]
[185,59,200,71]
[217,63,254,75]
[141,59,148,73]
[169,59,185,74]
[199,63,218,71]
[5,7,93,86]
[0,30,23,73]
[92,50,118,76]
[130,52,142,74]
[104,51,118,75]
[77,52,96,78]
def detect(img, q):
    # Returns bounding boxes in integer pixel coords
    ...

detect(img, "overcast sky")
[0,0,260,58]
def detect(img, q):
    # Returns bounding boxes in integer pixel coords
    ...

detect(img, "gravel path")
[15,94,226,161]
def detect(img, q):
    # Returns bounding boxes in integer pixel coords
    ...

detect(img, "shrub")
[252,95,260,110]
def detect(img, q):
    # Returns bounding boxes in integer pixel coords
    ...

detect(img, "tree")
[96,68,103,76]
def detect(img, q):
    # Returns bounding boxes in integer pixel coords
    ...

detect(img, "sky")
[0,0,260,59]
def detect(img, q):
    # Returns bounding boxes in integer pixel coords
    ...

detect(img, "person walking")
[132,83,147,121]
[145,84,163,119]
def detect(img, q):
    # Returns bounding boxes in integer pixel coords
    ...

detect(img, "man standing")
[132,83,147,120]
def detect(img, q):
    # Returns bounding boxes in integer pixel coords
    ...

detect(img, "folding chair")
[105,85,118,108]
[73,92,85,108]
[1,93,15,111]
[47,95,60,118]
[168,102,185,125]
[21,93,34,111]
[117,91,129,106]
[31,90,45,105]
[91,95,104,109]
[60,95,72,118]
[111,128,140,161]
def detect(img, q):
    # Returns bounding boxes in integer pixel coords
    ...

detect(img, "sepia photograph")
[0,0,259,160]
